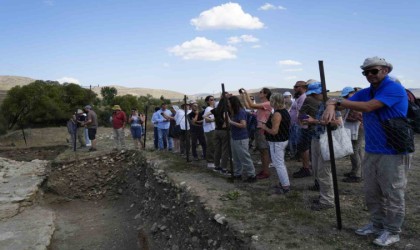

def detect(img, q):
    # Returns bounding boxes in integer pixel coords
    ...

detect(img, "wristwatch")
[336,99,342,107]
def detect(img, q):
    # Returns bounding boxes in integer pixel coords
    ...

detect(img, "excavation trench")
[43,151,247,250]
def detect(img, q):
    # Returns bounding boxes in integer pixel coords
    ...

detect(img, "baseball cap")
[283,91,292,96]
[341,87,355,97]
[306,82,323,95]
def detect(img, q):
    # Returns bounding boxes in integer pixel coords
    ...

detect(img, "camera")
[239,88,245,94]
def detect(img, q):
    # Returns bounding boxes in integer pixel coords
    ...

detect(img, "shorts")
[88,128,97,140]
[297,128,311,153]
[255,129,269,150]
[131,126,142,139]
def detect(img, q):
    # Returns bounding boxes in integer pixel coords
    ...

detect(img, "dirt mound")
[46,150,247,249]
[46,151,133,199]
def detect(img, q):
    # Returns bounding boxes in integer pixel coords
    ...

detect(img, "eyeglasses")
[362,68,382,76]
[209,99,214,101]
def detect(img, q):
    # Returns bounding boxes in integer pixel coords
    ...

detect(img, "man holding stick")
[323,57,411,247]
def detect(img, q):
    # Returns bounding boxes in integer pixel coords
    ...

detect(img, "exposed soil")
[1,127,420,249]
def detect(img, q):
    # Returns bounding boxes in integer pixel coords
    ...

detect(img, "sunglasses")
[293,85,300,88]
[362,68,382,76]
[209,99,214,101]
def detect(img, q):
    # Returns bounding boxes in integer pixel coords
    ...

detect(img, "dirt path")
[45,195,140,250]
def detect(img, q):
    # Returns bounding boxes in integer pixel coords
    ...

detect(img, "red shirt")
[112,110,127,129]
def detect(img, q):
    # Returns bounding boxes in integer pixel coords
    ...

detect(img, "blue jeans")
[158,128,168,150]
[154,127,159,149]
[231,138,255,177]
[288,124,301,156]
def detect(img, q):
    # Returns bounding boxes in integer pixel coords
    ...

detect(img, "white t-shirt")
[174,109,190,130]
[203,106,215,133]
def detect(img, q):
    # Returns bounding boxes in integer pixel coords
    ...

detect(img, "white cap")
[283,91,292,96]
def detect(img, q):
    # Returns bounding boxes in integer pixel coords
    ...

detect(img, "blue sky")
[1,0,419,95]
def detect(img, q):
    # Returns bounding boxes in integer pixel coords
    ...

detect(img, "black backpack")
[406,89,420,133]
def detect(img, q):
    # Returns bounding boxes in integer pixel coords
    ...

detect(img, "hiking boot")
[355,223,383,236]
[342,176,362,183]
[256,171,270,179]
[293,167,312,178]
[244,176,257,183]
[373,230,400,247]
[310,202,334,211]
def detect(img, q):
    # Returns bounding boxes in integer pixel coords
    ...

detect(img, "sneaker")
[310,202,334,211]
[373,230,400,247]
[256,172,270,179]
[355,223,383,236]
[308,179,320,191]
[207,163,215,169]
[292,167,312,178]
[272,186,290,195]
[342,176,362,183]
[244,176,257,183]
[344,172,354,177]
[214,166,223,172]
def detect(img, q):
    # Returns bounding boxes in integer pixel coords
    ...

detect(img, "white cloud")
[227,36,241,44]
[283,68,303,72]
[259,3,286,11]
[278,60,302,66]
[168,37,237,61]
[43,0,54,6]
[57,77,80,85]
[191,2,264,30]
[227,34,259,44]
[251,44,261,49]
[284,76,297,80]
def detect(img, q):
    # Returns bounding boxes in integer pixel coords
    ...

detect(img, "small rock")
[251,235,259,241]
[150,223,158,233]
[134,213,141,219]
[214,214,226,224]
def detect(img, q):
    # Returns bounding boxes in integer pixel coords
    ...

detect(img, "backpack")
[406,89,420,133]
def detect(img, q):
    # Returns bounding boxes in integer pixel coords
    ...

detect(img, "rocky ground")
[0,127,419,249]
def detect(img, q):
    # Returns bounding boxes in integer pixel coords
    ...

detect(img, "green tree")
[0,80,96,130]
[101,86,117,106]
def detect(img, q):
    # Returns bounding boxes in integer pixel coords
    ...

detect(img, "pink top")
[256,101,272,129]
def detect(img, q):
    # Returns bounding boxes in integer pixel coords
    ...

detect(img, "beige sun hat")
[112,105,121,110]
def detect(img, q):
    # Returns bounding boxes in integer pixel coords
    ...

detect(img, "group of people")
[152,56,412,247]
[67,105,98,151]
[110,105,146,150]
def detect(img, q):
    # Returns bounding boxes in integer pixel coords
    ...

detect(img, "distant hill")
[0,75,37,90]
[90,85,187,101]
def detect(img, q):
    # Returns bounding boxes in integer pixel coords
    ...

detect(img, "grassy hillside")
[0,76,36,91]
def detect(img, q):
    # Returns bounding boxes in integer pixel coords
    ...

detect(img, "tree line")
[0,81,171,135]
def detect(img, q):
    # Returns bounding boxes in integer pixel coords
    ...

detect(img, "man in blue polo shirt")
[323,57,411,247]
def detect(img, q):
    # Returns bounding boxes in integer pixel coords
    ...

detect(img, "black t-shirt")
[265,109,290,142]
[210,109,227,130]
[188,111,204,133]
